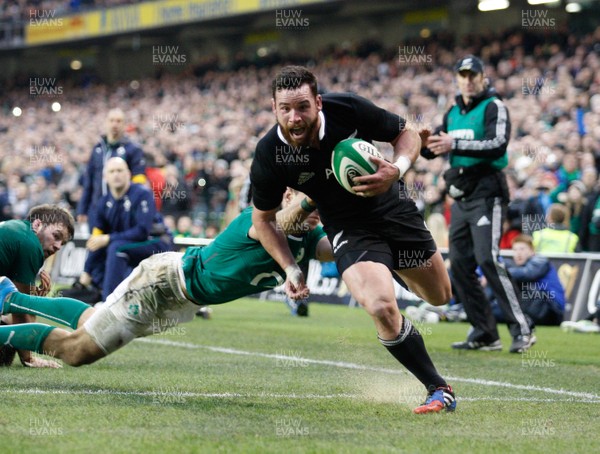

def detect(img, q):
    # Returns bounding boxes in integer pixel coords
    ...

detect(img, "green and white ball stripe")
[331,138,382,193]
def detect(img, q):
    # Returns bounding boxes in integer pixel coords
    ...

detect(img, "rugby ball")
[331,139,382,193]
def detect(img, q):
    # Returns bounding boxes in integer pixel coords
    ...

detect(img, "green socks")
[4,293,89,330]
[0,323,55,354]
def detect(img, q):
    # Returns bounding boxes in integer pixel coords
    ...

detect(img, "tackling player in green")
[0,189,330,367]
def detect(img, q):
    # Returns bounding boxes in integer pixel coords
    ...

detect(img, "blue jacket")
[92,184,167,242]
[507,255,566,311]
[77,136,146,218]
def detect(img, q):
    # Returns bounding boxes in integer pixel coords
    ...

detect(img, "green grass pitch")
[1,299,599,453]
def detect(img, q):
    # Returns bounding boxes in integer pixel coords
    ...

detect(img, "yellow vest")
[532,228,579,253]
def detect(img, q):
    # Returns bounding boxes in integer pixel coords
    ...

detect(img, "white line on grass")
[459,397,600,403]
[137,338,600,401]
[6,388,357,399]
[5,388,599,404]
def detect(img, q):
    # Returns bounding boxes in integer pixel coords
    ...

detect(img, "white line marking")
[444,376,600,400]
[5,388,357,399]
[137,338,600,401]
[4,388,599,404]
[459,397,600,403]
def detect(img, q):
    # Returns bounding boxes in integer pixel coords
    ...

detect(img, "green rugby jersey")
[182,208,326,305]
[0,220,44,286]
[447,96,508,170]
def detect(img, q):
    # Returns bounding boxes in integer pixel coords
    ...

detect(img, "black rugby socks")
[378,317,447,391]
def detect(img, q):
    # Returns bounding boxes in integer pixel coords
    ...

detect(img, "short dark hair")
[272,66,318,99]
[28,204,75,241]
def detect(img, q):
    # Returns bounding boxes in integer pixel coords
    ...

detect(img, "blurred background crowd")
[1,18,599,248]
[1,0,147,44]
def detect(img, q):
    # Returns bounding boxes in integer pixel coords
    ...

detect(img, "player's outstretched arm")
[6,314,62,368]
[31,270,52,297]
[252,206,309,300]
[274,193,316,235]
[10,281,42,367]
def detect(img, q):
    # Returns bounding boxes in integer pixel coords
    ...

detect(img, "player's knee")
[367,298,398,322]
[66,348,101,367]
[67,358,85,367]
[429,284,452,307]
[62,335,104,367]
[64,350,87,367]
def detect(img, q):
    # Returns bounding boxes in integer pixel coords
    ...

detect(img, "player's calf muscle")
[43,330,104,367]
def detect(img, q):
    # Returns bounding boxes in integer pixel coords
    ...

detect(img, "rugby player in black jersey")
[250,66,456,414]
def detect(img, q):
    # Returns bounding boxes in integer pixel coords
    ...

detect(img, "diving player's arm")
[252,207,309,300]
[11,281,61,368]
[248,193,316,238]
[274,194,316,235]
[11,311,35,365]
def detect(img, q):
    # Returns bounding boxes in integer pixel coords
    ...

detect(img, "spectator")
[144,152,167,212]
[580,188,600,252]
[191,219,204,238]
[71,157,173,302]
[491,234,565,326]
[175,215,193,238]
[163,214,176,234]
[521,172,556,234]
[204,224,219,239]
[533,203,580,253]
[0,183,13,221]
[557,180,588,236]
[551,152,581,201]
[160,164,191,219]
[11,182,30,220]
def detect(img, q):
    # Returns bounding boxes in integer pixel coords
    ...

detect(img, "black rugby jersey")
[250,93,415,229]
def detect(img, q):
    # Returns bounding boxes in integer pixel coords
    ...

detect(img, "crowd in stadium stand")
[1,25,599,248]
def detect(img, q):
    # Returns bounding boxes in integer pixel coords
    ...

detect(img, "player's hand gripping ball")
[331,139,383,193]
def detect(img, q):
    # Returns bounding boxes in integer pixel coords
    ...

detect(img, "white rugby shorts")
[83,252,199,354]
